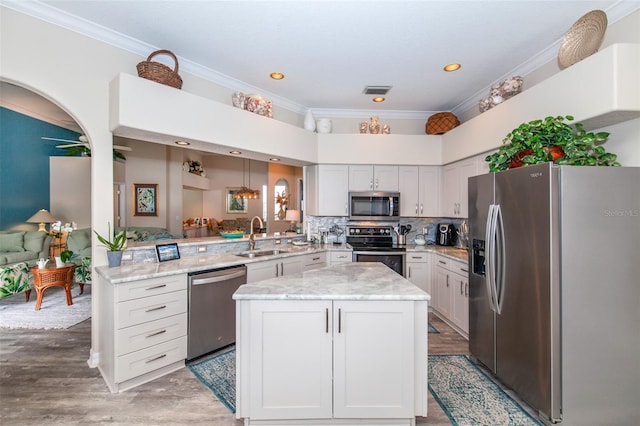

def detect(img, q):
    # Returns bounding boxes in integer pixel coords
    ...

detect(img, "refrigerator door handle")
[485,204,499,313]
[494,204,505,315]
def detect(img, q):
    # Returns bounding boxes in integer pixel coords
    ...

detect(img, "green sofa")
[0,231,52,267]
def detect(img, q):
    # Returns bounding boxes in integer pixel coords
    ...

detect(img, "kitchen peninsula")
[233,262,430,425]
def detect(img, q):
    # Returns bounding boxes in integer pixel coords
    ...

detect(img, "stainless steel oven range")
[347,226,406,277]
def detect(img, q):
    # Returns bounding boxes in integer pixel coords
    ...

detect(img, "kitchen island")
[233,262,430,426]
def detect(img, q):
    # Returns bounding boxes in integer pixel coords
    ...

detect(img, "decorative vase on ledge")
[54,256,65,268]
[107,251,123,268]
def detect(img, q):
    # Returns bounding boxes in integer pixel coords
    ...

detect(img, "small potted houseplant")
[94,223,127,267]
[485,115,620,172]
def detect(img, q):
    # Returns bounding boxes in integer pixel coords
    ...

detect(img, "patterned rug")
[0,284,91,329]
[428,355,541,425]
[428,322,439,333]
[189,350,539,425]
[188,349,237,413]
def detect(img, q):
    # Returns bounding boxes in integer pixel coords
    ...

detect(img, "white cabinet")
[329,250,352,265]
[432,255,469,338]
[406,252,431,296]
[450,261,469,335]
[305,165,349,216]
[442,157,479,217]
[97,274,188,393]
[433,257,452,319]
[398,166,441,217]
[239,299,416,422]
[301,252,327,271]
[349,165,398,191]
[246,256,302,283]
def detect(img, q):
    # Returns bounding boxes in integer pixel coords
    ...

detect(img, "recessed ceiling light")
[270,72,285,80]
[270,158,281,162]
[444,63,461,72]
[372,97,385,103]
[175,140,190,146]
[230,150,242,155]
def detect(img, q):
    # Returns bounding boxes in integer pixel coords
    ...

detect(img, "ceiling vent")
[363,86,392,95]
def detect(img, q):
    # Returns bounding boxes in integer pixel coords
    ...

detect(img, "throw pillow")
[23,231,47,252]
[0,232,25,253]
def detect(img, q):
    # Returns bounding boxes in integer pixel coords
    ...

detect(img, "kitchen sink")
[235,249,289,259]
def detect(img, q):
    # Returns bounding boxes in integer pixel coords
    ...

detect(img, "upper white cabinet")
[305,165,349,216]
[442,157,481,218]
[398,166,441,217]
[349,165,399,191]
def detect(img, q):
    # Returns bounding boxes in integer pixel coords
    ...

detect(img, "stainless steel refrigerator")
[468,163,640,425]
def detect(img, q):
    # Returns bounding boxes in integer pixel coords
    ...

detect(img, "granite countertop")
[233,262,430,301]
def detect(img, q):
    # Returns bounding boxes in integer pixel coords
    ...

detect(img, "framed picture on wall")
[226,189,248,213]
[201,217,209,226]
[134,183,158,216]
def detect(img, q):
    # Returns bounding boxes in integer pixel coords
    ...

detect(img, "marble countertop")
[95,241,468,284]
[407,245,469,262]
[233,262,430,301]
[96,244,326,284]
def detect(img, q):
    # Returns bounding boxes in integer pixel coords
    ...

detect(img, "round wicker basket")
[136,49,183,89]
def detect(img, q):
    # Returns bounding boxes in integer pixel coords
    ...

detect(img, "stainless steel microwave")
[349,191,400,221]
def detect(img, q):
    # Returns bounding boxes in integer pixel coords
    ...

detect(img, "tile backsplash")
[305,216,466,245]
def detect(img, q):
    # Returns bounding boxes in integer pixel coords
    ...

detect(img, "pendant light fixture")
[234,159,261,199]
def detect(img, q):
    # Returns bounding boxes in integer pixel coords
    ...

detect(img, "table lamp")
[27,209,57,232]
[284,209,300,232]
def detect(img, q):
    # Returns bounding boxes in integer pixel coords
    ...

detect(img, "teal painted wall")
[0,107,79,230]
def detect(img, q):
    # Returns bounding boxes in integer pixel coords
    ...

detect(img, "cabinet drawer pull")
[439,260,447,265]
[338,308,342,333]
[145,305,167,313]
[460,268,469,273]
[145,353,167,364]
[411,256,423,260]
[146,329,167,338]
[312,256,320,261]
[146,284,167,291]
[325,308,329,333]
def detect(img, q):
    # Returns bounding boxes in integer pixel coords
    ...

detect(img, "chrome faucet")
[249,216,264,250]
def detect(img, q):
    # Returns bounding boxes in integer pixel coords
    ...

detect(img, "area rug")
[428,354,541,426]
[188,349,236,413]
[0,285,91,329]
[428,322,439,334]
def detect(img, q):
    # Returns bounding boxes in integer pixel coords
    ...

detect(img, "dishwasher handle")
[190,268,246,285]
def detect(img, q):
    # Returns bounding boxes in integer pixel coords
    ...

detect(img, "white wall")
[50,157,91,229]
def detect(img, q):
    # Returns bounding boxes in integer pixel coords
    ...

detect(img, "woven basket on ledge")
[426,112,460,135]
[136,49,183,89]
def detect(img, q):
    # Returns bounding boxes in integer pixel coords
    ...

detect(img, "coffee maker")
[436,223,457,246]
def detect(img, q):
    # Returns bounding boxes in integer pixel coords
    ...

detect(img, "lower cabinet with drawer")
[97,273,188,393]
[432,255,469,338]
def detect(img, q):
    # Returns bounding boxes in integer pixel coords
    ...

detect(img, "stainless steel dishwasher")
[187,265,247,360]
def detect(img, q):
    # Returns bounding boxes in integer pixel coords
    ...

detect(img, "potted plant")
[485,115,620,172]
[94,223,127,267]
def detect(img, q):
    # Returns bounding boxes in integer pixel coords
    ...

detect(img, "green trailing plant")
[485,115,620,172]
[94,223,127,251]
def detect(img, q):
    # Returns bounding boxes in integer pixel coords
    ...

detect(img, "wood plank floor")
[0,313,468,425]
